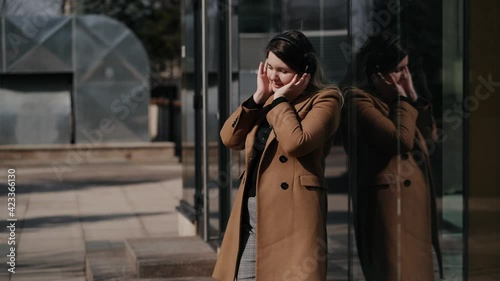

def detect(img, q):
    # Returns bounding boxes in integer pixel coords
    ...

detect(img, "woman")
[212,31,343,281]
[341,32,443,281]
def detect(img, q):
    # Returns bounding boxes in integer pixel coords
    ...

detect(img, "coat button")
[403,180,411,187]
[279,155,288,163]
[280,182,289,190]
[401,153,409,160]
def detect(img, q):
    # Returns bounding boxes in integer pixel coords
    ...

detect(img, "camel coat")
[212,88,342,281]
[341,87,443,281]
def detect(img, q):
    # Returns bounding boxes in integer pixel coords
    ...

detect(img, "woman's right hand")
[253,61,274,104]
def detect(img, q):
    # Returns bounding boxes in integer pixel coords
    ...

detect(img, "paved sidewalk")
[0,147,467,281]
[0,163,183,281]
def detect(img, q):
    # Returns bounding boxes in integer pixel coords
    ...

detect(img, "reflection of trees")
[78,0,180,72]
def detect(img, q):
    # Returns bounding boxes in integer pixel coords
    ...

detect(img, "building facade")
[179,0,500,280]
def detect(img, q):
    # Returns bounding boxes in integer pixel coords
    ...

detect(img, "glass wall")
[345,0,465,280]
[467,1,500,280]
[181,0,241,239]
[181,0,469,280]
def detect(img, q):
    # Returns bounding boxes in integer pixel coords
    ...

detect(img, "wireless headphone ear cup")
[303,53,316,74]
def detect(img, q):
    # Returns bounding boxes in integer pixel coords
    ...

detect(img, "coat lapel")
[261,93,312,149]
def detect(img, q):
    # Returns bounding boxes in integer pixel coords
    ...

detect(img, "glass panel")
[5,16,73,73]
[282,0,347,31]
[441,0,464,279]
[345,0,465,280]
[181,0,196,209]
[75,83,149,143]
[180,73,196,208]
[74,16,150,143]
[467,1,500,280]
[0,74,72,145]
[239,0,281,33]
[207,72,220,238]
[0,18,3,72]
[3,0,62,16]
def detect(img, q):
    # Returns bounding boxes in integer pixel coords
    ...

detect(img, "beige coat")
[212,88,342,281]
[341,87,443,281]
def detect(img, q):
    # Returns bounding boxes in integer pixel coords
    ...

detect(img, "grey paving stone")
[125,236,216,278]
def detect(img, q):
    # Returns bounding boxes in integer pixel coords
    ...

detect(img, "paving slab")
[0,162,183,280]
[126,236,216,278]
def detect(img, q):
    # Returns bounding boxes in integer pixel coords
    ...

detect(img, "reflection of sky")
[1,0,62,16]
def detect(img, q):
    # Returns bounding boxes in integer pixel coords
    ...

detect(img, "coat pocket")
[373,173,395,190]
[299,174,325,189]
[375,173,395,184]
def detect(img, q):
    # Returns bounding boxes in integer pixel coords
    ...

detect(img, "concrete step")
[128,277,215,281]
[85,241,136,281]
[0,142,178,166]
[125,236,217,279]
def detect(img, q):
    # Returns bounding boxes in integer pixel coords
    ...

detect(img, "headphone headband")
[385,35,400,49]
[270,34,309,57]
[269,32,315,74]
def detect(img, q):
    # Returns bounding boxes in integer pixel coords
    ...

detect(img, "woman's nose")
[401,70,408,80]
[268,70,278,81]
[402,66,410,78]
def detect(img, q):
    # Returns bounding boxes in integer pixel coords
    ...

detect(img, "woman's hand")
[371,72,406,99]
[253,61,274,104]
[273,73,310,102]
[371,67,419,102]
[400,66,418,102]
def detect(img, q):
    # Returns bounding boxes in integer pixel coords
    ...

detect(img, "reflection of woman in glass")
[341,32,443,281]
[212,31,343,281]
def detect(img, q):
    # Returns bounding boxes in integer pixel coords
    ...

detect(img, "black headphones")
[270,33,316,74]
[374,34,401,73]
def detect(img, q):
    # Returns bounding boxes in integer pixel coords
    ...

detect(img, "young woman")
[341,32,443,281]
[212,31,343,281]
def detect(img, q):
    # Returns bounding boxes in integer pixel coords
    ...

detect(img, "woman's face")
[382,55,409,84]
[266,51,298,92]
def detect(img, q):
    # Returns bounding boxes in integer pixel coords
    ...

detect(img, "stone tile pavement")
[0,163,183,281]
[0,146,467,281]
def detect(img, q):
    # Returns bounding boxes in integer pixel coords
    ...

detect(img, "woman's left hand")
[401,66,418,102]
[273,73,310,101]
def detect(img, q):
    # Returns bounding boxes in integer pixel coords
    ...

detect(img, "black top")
[243,96,287,197]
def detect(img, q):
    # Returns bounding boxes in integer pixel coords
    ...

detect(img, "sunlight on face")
[266,52,298,92]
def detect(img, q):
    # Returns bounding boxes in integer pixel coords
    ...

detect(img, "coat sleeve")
[220,100,263,150]
[348,89,419,155]
[266,88,342,157]
[413,97,438,143]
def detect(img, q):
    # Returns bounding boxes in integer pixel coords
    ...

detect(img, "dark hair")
[359,31,408,78]
[265,30,329,90]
